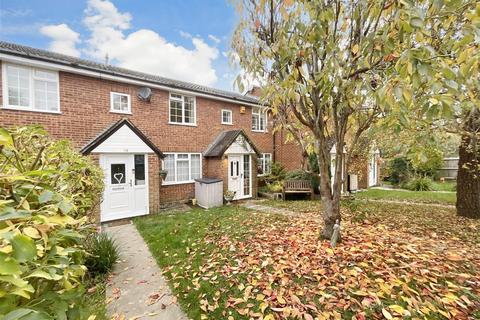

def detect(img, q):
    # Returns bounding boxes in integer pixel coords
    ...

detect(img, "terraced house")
[0,41,305,222]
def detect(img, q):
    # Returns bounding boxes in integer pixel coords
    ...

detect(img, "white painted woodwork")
[92,125,154,154]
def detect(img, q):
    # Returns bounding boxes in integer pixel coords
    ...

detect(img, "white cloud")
[208,34,221,44]
[179,30,192,39]
[40,24,81,57]
[79,0,219,86]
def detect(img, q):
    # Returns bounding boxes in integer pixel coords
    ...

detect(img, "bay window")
[163,153,202,184]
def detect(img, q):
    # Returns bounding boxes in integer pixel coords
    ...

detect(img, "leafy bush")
[286,169,311,180]
[409,147,444,177]
[263,162,286,184]
[85,233,119,276]
[388,156,412,185]
[0,126,104,319]
[285,169,320,193]
[405,176,433,191]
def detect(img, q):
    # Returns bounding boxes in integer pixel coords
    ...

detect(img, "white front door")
[100,154,149,222]
[228,154,252,200]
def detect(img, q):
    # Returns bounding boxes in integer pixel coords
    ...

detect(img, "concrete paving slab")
[104,223,187,320]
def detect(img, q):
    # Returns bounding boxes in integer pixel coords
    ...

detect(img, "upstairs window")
[221,109,232,125]
[252,106,266,132]
[163,153,201,184]
[110,92,131,114]
[3,63,59,113]
[258,153,272,176]
[169,93,196,125]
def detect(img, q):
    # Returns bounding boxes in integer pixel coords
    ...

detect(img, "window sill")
[110,110,132,115]
[252,129,267,133]
[2,106,61,114]
[221,122,233,125]
[168,122,197,127]
[162,180,197,186]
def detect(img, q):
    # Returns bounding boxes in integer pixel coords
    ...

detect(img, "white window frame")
[221,109,233,125]
[162,153,202,185]
[110,92,131,114]
[2,63,60,114]
[168,93,197,126]
[252,106,267,132]
[258,153,272,176]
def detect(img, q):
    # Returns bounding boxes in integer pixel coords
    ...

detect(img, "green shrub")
[409,147,444,177]
[286,169,310,180]
[405,176,433,191]
[285,169,320,193]
[0,126,104,319]
[263,162,286,184]
[388,156,412,185]
[85,233,119,276]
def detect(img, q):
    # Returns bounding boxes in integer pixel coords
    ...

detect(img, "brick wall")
[275,130,305,172]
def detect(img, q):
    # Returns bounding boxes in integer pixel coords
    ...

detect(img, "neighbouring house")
[0,41,306,222]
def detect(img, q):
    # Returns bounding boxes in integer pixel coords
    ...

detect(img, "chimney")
[247,86,262,97]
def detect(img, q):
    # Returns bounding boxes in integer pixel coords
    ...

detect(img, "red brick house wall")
[0,61,291,212]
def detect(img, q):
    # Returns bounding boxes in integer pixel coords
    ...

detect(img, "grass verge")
[355,188,456,205]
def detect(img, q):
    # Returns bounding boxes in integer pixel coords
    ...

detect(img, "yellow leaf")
[389,304,405,314]
[23,227,41,239]
[382,308,393,319]
[352,44,359,55]
[263,315,275,320]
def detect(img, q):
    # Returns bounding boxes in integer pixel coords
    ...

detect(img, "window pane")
[34,69,57,80]
[176,160,189,182]
[164,155,175,182]
[134,155,146,185]
[264,154,272,174]
[170,99,183,123]
[184,96,194,124]
[243,155,250,195]
[252,114,259,130]
[191,154,201,179]
[7,65,30,107]
[111,164,126,184]
[222,110,232,123]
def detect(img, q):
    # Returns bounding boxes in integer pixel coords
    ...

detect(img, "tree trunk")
[316,142,341,239]
[456,111,480,218]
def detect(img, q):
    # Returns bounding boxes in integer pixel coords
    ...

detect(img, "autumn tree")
[379,1,480,217]
[233,0,420,238]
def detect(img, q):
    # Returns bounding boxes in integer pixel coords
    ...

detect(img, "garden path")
[103,223,187,320]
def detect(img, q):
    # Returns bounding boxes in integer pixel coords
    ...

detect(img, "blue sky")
[0,0,243,91]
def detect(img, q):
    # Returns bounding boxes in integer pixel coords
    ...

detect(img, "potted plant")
[224,190,236,205]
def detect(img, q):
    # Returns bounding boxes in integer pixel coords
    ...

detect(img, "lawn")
[354,188,456,205]
[135,202,480,319]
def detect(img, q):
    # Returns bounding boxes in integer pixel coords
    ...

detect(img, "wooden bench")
[282,180,313,200]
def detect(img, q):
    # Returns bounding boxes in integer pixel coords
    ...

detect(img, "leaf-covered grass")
[135,202,480,319]
[355,188,456,205]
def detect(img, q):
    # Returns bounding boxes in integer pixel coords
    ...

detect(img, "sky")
[0,0,245,91]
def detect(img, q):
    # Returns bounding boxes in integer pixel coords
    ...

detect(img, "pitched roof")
[80,118,164,157]
[204,130,260,157]
[0,41,260,105]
